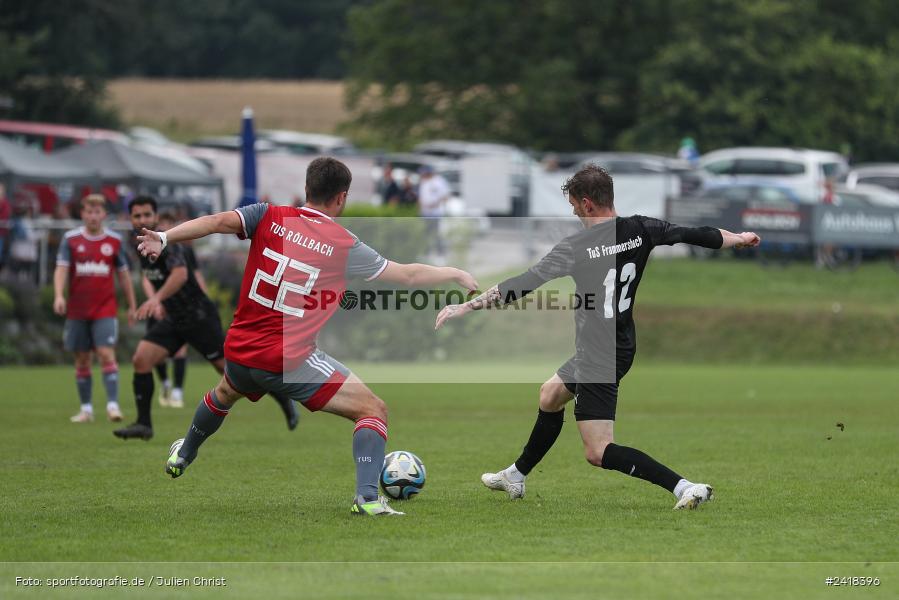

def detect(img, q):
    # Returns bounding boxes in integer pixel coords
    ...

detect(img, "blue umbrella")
[238,106,258,207]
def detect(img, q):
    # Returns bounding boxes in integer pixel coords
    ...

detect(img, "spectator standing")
[0,184,10,272]
[677,137,700,166]
[417,165,451,257]
[8,193,39,283]
[399,175,418,208]
[380,164,403,206]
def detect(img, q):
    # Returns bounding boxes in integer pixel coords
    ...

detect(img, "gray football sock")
[75,368,92,408]
[353,418,387,501]
[178,390,229,462]
[101,364,119,405]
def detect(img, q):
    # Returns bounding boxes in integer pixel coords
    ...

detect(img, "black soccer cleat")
[273,394,299,431]
[113,422,154,441]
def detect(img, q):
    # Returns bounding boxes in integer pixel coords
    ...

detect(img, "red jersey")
[56,227,130,320]
[226,204,387,373]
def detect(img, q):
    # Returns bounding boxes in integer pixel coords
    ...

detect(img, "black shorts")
[556,353,635,422]
[144,314,224,362]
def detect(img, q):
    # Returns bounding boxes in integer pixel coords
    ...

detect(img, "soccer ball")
[379,450,426,500]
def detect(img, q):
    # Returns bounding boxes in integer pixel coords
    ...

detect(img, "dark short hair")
[128,195,157,214]
[561,164,614,209]
[305,157,352,204]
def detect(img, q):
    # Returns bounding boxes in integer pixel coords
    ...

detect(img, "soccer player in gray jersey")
[436,164,760,510]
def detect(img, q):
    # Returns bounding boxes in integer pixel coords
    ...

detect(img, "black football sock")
[514,408,564,476]
[173,357,187,389]
[600,443,682,493]
[155,361,168,384]
[178,390,229,463]
[353,418,387,501]
[133,372,154,427]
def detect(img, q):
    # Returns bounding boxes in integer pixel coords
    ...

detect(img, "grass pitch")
[1,363,897,598]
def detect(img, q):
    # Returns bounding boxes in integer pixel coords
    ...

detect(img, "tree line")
[3,0,899,159]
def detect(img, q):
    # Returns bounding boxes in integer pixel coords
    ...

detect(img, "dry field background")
[108,78,348,141]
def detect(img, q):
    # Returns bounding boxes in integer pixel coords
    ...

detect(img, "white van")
[699,147,848,202]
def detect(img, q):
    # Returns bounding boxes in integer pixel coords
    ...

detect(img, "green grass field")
[1,362,897,598]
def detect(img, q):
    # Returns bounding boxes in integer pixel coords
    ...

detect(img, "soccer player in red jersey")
[137,157,477,516]
[54,194,137,423]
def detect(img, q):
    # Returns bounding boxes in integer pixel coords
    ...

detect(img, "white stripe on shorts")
[308,354,334,376]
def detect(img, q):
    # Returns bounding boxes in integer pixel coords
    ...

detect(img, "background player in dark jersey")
[117,196,297,440]
[147,212,206,409]
[436,164,760,510]
[136,157,478,516]
[53,194,137,423]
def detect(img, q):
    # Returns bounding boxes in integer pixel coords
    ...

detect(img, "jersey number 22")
[249,247,320,317]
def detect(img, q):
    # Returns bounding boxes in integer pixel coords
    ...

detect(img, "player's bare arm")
[136,211,243,259]
[52,265,68,316]
[141,276,165,320]
[378,261,478,291]
[117,268,138,326]
[434,284,502,329]
[136,266,188,320]
[719,230,761,249]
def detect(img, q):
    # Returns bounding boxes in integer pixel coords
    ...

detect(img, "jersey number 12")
[602,262,636,318]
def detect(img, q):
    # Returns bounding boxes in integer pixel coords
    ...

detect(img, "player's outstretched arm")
[136,211,243,260]
[378,262,479,291]
[434,284,502,330]
[719,229,761,249]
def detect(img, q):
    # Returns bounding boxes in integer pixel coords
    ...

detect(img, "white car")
[834,183,899,208]
[844,163,899,193]
[258,129,357,155]
[699,147,848,203]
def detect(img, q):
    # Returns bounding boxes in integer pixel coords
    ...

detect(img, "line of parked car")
[5,118,899,215]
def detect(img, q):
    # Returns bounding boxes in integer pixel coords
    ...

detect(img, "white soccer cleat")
[674,483,714,510]
[106,406,124,422]
[158,381,172,407]
[169,388,184,408]
[70,410,94,423]
[481,471,526,500]
[351,495,405,516]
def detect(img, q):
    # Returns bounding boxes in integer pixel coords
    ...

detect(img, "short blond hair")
[81,194,107,210]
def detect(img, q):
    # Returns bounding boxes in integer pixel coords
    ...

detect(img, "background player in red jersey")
[137,157,477,516]
[53,194,137,423]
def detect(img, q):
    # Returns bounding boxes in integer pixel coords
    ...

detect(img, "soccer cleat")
[674,483,715,510]
[113,422,154,441]
[70,410,94,423]
[350,495,405,516]
[106,406,124,422]
[274,395,298,431]
[169,388,184,409]
[165,438,189,478]
[481,470,526,500]
[158,381,172,407]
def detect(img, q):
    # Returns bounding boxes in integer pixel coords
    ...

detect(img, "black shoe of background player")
[272,395,299,431]
[113,422,154,441]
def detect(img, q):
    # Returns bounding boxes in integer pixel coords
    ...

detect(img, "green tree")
[343,0,672,150]
[0,2,120,127]
[344,0,899,159]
